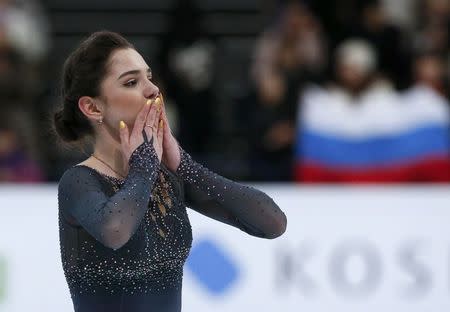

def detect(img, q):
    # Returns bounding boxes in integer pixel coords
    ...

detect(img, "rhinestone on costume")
[57,139,286,311]
[58,141,193,299]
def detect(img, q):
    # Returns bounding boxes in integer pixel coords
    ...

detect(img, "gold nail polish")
[155,97,161,106]
[159,119,164,128]
[119,120,126,129]
[146,99,152,106]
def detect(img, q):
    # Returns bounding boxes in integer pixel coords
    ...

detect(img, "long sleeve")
[174,146,287,239]
[57,141,160,250]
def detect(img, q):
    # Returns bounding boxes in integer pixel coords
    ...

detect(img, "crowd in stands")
[0,0,49,182]
[0,0,448,183]
[242,0,450,182]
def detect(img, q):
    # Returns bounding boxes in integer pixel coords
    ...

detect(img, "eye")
[124,79,137,87]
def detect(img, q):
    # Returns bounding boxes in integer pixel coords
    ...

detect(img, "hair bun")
[53,109,81,142]
[52,31,133,145]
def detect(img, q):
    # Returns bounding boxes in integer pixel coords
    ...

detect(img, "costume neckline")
[74,164,125,183]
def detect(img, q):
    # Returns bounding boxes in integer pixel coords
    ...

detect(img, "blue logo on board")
[186,239,240,295]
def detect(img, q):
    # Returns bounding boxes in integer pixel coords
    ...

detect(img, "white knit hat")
[336,39,377,74]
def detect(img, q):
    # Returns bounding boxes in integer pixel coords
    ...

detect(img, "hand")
[118,97,164,168]
[159,94,181,172]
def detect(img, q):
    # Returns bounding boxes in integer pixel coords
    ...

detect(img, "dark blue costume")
[58,140,286,312]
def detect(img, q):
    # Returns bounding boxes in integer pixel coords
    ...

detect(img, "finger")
[158,118,164,141]
[154,105,162,130]
[162,109,170,138]
[119,120,129,151]
[159,116,164,129]
[160,98,173,136]
[160,96,166,119]
[159,98,167,125]
[132,98,153,138]
[143,97,159,139]
[147,96,161,129]
[143,124,152,143]
[160,92,164,103]
[152,110,162,144]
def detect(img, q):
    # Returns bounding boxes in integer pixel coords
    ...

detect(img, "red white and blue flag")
[296,84,450,182]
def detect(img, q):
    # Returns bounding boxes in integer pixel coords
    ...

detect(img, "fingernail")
[159,119,164,128]
[146,99,152,106]
[119,120,126,129]
[155,97,161,106]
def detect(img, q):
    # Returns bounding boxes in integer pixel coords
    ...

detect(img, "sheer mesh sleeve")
[57,141,160,250]
[174,146,287,239]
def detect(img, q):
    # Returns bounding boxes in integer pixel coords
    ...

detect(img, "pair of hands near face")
[119,94,181,173]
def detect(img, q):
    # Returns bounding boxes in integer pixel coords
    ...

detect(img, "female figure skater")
[54,31,287,312]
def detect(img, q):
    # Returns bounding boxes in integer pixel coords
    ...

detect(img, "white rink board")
[0,185,449,312]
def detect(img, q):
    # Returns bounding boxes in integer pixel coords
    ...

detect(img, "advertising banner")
[0,185,449,311]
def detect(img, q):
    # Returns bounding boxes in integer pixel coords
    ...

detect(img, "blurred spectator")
[157,0,216,159]
[417,0,449,25]
[379,0,418,29]
[339,0,411,89]
[237,0,326,181]
[0,0,50,96]
[295,39,449,182]
[0,0,50,182]
[252,0,326,85]
[0,32,45,182]
[0,35,22,99]
[331,39,391,94]
[398,51,450,181]
[413,0,449,58]
[411,50,448,96]
[0,0,49,63]
[0,113,44,182]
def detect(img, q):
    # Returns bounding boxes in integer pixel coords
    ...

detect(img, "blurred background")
[0,0,449,311]
[0,0,448,183]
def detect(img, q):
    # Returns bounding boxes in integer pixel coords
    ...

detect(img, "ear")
[78,96,103,123]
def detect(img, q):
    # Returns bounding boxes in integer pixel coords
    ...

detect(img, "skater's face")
[78,48,160,139]
[98,48,160,131]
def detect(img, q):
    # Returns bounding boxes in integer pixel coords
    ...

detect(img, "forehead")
[107,48,149,76]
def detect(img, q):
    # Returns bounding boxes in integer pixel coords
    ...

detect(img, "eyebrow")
[117,68,152,80]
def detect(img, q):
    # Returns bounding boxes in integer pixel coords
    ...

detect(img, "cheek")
[106,91,146,127]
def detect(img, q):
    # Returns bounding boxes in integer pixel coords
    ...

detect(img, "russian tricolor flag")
[295,84,450,182]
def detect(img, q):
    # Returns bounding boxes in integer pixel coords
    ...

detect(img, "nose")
[144,80,159,99]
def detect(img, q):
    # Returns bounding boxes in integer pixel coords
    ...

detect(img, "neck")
[92,127,127,177]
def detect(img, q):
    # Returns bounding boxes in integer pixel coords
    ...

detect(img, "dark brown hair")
[53,31,134,143]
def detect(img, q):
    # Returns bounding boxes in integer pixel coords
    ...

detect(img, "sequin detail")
[57,141,286,310]
[58,141,193,298]
[176,145,287,239]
